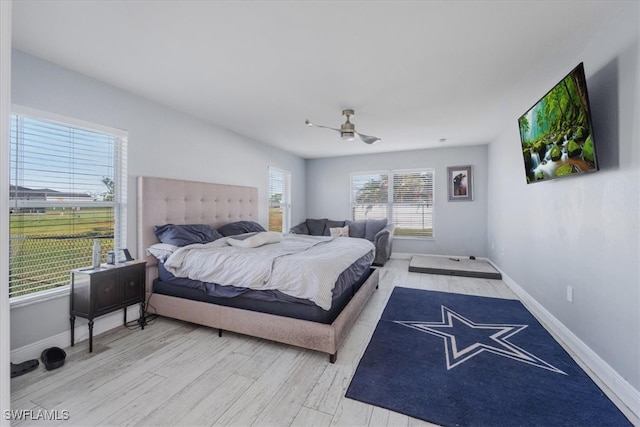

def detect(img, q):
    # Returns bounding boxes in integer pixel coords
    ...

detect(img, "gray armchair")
[289,218,394,266]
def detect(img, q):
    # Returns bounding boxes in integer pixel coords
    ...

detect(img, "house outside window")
[9,107,127,299]
[351,169,434,238]
[268,167,291,232]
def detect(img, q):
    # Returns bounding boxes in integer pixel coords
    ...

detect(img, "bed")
[137,176,379,362]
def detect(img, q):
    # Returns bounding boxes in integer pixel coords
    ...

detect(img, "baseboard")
[488,260,640,420]
[10,305,140,363]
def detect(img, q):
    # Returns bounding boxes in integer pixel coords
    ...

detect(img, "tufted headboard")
[137,176,259,288]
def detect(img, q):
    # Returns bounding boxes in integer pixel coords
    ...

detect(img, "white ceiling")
[11,1,626,159]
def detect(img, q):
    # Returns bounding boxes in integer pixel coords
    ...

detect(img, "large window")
[351,169,434,237]
[268,167,291,232]
[9,107,127,299]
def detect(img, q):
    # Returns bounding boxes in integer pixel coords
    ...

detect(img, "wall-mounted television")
[518,62,598,184]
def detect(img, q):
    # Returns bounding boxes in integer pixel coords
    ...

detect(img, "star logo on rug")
[395,306,566,374]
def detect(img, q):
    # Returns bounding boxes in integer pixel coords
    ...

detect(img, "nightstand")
[70,260,147,352]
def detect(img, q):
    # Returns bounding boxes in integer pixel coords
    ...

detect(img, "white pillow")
[146,243,178,261]
[330,225,350,237]
[227,231,283,248]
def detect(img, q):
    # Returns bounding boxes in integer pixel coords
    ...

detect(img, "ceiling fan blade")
[305,119,341,134]
[356,132,381,145]
[307,117,380,144]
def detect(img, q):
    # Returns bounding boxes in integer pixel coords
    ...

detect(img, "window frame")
[9,105,128,306]
[267,166,292,233]
[350,170,390,222]
[351,168,435,239]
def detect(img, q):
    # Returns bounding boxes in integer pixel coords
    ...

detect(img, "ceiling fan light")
[341,132,355,141]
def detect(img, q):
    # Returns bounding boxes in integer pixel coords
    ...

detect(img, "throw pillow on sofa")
[323,220,346,236]
[306,218,328,236]
[346,220,366,239]
[329,225,349,237]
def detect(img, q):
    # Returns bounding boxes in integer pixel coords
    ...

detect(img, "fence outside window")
[9,108,127,299]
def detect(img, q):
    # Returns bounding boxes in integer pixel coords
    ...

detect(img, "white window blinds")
[268,167,291,232]
[9,109,127,298]
[392,170,434,237]
[351,172,389,220]
[351,169,434,237]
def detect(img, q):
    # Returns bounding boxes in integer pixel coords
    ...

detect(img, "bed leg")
[329,353,337,364]
[218,329,223,337]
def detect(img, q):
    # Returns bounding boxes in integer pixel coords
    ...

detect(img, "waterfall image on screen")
[518,63,598,184]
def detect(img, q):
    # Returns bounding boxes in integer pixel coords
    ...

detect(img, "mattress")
[152,251,374,324]
[408,255,502,279]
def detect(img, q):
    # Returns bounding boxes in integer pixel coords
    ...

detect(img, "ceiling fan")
[305,109,380,145]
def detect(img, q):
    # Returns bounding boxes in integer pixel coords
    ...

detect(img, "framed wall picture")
[447,165,473,202]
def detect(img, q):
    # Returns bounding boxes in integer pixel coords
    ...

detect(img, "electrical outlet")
[566,286,573,303]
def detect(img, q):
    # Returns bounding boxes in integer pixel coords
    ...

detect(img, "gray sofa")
[289,218,394,266]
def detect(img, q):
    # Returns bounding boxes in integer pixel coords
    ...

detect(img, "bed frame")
[137,176,379,362]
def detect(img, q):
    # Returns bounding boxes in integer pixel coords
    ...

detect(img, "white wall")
[10,50,306,351]
[1,0,12,420]
[487,2,639,392]
[306,145,488,257]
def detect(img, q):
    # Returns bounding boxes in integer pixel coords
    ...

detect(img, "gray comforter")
[164,234,374,310]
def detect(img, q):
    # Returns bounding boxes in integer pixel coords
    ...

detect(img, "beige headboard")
[137,176,259,287]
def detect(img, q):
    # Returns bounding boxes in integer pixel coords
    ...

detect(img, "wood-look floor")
[9,259,635,426]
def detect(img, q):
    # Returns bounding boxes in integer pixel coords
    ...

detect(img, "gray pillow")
[323,220,346,236]
[153,224,222,247]
[218,221,266,237]
[346,220,366,239]
[365,219,389,241]
[306,218,328,236]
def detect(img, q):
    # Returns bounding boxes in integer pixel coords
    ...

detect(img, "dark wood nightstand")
[70,260,147,352]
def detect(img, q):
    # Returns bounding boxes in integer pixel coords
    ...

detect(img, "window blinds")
[351,172,389,220]
[351,169,434,237]
[268,167,291,232]
[392,170,434,237]
[9,111,127,298]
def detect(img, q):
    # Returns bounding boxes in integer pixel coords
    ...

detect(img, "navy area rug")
[346,287,631,427]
